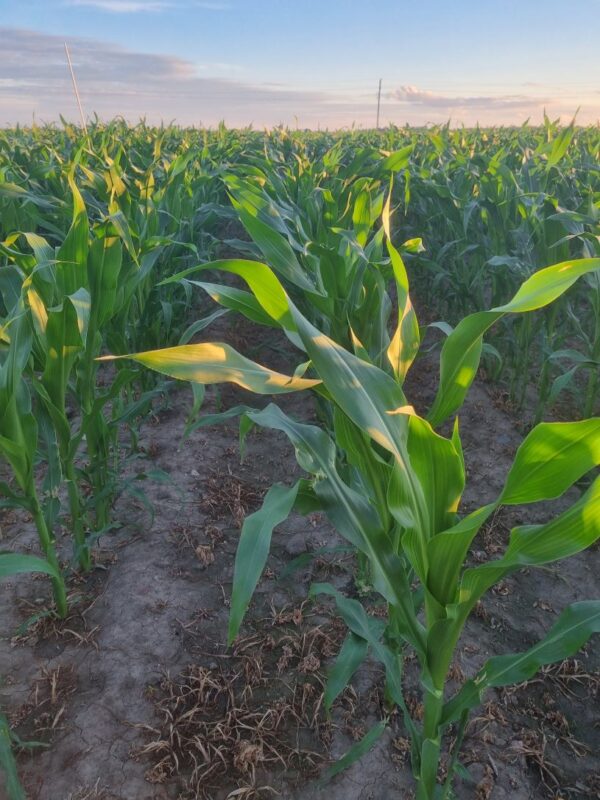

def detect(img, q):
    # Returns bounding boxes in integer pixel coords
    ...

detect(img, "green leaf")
[324,632,369,712]
[228,481,302,643]
[0,392,37,492]
[0,713,25,800]
[332,408,391,529]
[310,583,407,707]
[484,601,600,685]
[160,260,294,330]
[0,309,33,398]
[428,258,600,427]
[547,124,574,168]
[442,601,600,726]
[40,291,89,412]
[0,552,60,581]
[289,303,428,536]
[56,175,89,296]
[500,476,600,568]
[548,366,580,405]
[186,280,279,328]
[427,477,600,688]
[426,504,496,607]
[382,193,420,383]
[379,144,413,173]
[404,415,464,541]
[107,209,137,264]
[88,235,122,327]
[228,195,318,293]
[500,419,600,505]
[352,189,371,247]
[321,720,387,783]
[179,308,230,344]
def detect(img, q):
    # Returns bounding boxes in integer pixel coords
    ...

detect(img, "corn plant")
[105,208,600,797]
[0,170,186,599]
[0,308,68,616]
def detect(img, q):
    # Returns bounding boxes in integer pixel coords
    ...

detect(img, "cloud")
[387,85,546,110]
[190,1,230,7]
[66,0,170,10]
[0,28,595,128]
[195,62,241,73]
[64,0,229,11]
[0,27,334,127]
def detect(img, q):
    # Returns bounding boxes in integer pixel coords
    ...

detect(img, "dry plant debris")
[135,620,352,799]
[66,781,120,800]
[11,581,101,649]
[199,468,263,529]
[463,657,600,799]
[11,664,77,743]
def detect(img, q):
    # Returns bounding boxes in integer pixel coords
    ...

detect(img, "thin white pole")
[64,42,88,135]
[376,78,382,129]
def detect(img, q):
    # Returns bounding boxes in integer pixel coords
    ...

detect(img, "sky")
[0,0,598,128]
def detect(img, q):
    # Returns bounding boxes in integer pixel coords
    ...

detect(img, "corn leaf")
[99,344,320,394]
[442,601,600,726]
[382,193,420,382]
[425,504,496,607]
[500,418,600,505]
[161,259,294,330]
[228,481,302,643]
[321,720,388,783]
[0,713,25,800]
[56,176,89,296]
[186,280,279,328]
[289,303,429,538]
[428,258,600,427]
[229,197,318,293]
[324,632,369,712]
[0,552,61,581]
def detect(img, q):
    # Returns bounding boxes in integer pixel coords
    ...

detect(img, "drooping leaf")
[186,281,278,328]
[0,552,61,581]
[228,481,302,643]
[427,477,600,688]
[98,343,321,394]
[324,632,369,712]
[161,259,295,330]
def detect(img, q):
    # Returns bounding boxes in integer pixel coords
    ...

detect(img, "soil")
[1,315,599,800]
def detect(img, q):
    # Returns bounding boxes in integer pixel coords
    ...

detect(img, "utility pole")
[64,42,88,136]
[376,78,382,129]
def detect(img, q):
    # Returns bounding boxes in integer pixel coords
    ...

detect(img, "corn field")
[0,119,599,799]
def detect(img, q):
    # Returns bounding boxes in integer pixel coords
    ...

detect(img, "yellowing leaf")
[98,343,321,394]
